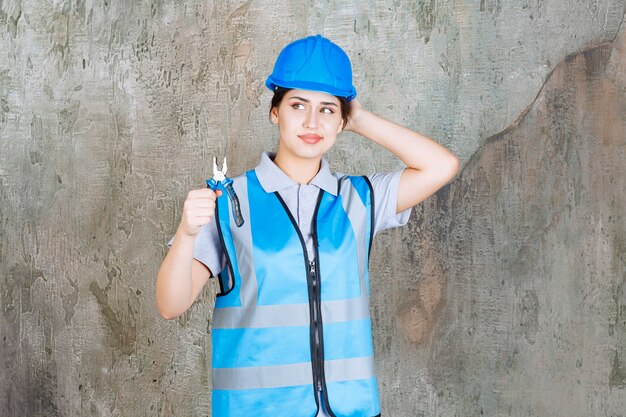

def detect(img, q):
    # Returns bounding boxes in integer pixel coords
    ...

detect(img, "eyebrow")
[289,96,339,107]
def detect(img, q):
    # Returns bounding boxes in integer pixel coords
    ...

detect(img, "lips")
[298,133,323,144]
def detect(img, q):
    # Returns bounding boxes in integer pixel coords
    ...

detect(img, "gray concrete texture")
[1,0,625,416]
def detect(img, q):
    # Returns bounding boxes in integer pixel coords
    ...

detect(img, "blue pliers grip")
[207,157,244,227]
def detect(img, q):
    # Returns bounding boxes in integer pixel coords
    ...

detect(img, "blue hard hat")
[265,34,357,101]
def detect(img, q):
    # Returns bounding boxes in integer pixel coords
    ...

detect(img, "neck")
[273,150,321,185]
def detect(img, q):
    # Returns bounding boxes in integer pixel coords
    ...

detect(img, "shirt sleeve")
[367,169,412,235]
[167,220,226,277]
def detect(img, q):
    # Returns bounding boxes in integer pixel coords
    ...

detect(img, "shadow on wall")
[396,14,626,417]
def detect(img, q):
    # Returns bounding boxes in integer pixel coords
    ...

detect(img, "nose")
[304,109,318,129]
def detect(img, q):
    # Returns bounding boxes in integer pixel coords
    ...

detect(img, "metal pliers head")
[207,157,227,189]
[206,156,243,227]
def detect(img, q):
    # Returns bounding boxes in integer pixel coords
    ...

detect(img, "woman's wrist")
[347,109,388,144]
[174,226,198,246]
[345,109,372,136]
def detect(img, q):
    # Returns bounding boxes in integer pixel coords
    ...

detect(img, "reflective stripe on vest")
[213,170,381,417]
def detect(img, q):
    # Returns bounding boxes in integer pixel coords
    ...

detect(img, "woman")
[156,34,459,417]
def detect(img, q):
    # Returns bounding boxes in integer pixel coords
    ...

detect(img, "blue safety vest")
[212,169,381,417]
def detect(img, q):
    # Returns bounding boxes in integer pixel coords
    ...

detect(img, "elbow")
[440,154,461,182]
[448,154,461,177]
[155,299,182,320]
[157,308,181,321]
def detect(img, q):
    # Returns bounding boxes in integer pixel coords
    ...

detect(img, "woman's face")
[270,89,344,161]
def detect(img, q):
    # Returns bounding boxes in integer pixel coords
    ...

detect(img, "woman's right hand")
[177,188,223,237]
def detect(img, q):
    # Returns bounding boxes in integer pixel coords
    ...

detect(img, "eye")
[291,103,305,110]
[320,107,335,114]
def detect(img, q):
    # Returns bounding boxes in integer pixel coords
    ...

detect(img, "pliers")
[206,157,244,227]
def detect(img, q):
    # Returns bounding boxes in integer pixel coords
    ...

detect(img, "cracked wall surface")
[1,1,626,416]
[372,25,626,416]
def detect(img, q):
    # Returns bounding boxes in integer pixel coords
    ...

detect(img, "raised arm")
[156,188,221,319]
[344,100,460,213]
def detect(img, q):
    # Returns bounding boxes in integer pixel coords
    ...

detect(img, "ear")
[270,107,279,125]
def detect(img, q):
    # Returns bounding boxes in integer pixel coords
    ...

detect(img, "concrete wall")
[1,1,625,416]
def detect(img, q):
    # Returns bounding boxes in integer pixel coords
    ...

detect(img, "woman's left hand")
[341,98,461,214]
[343,98,364,132]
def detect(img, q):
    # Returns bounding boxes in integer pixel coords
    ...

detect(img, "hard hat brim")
[265,77,357,101]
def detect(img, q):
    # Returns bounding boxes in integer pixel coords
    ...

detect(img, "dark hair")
[269,87,351,129]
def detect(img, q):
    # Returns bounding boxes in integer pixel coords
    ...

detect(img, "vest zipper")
[311,220,334,416]
[274,190,334,416]
[310,259,323,392]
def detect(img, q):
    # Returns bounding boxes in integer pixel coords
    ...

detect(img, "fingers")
[179,188,224,237]
[186,188,224,201]
[187,188,218,200]
[183,200,217,215]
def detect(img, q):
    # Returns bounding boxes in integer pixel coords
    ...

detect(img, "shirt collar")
[254,151,338,196]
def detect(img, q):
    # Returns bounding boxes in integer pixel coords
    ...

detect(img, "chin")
[295,151,325,160]
[280,140,334,161]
